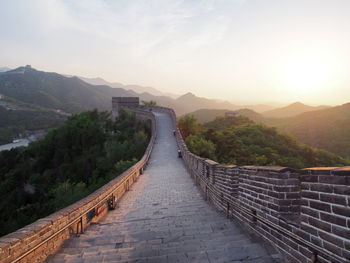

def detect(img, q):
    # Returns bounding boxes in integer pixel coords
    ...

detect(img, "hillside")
[0,96,67,144]
[175,92,240,114]
[179,115,349,168]
[267,103,350,158]
[0,66,136,113]
[0,109,150,236]
[185,108,264,124]
[262,102,330,118]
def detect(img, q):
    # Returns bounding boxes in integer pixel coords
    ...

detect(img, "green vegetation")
[142,100,157,106]
[265,103,350,158]
[0,109,151,237]
[0,106,67,144]
[179,115,349,168]
[187,104,350,160]
[186,108,263,124]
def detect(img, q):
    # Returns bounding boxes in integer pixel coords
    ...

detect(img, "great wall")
[0,97,349,263]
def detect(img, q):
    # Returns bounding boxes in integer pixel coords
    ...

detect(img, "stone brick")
[301,191,319,200]
[320,193,347,206]
[309,184,333,193]
[332,205,350,217]
[297,245,313,258]
[323,240,342,256]
[310,235,322,248]
[285,192,300,199]
[342,249,350,261]
[332,225,350,240]
[301,183,310,190]
[301,206,319,218]
[319,175,350,185]
[333,185,350,195]
[293,229,310,242]
[301,223,318,236]
[309,200,331,213]
[318,231,344,248]
[308,217,331,232]
[320,212,347,227]
[301,175,319,183]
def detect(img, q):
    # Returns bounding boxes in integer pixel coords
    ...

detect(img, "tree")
[142,100,157,106]
[185,135,216,160]
[182,115,350,169]
[177,115,201,139]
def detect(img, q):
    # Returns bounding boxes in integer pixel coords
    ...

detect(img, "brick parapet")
[0,110,156,263]
[147,105,350,263]
[300,169,350,261]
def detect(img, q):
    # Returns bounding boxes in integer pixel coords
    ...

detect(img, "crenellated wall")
[0,110,156,263]
[146,105,350,263]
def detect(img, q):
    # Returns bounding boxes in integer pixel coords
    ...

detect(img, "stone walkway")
[47,111,280,263]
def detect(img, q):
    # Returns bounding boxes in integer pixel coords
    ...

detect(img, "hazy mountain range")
[0,66,276,115]
[1,65,348,159]
[0,65,272,143]
[77,76,179,99]
[261,102,330,118]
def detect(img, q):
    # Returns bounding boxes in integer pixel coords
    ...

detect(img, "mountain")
[0,95,67,144]
[238,104,276,113]
[262,102,330,118]
[184,108,264,124]
[78,76,179,98]
[266,103,350,158]
[175,92,241,114]
[0,67,10,72]
[0,66,246,117]
[0,66,135,113]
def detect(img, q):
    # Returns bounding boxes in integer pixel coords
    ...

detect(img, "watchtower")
[112,97,139,117]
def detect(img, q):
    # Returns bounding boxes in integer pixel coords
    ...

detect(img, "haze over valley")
[0,65,339,147]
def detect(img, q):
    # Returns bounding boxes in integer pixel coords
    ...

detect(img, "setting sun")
[281,53,332,95]
[265,50,338,101]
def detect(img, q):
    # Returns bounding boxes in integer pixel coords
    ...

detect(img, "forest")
[178,115,349,169]
[0,109,151,236]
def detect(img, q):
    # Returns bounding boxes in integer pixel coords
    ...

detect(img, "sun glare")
[279,53,332,96]
[283,55,331,94]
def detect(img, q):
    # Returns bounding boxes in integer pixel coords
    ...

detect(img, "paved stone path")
[47,112,280,263]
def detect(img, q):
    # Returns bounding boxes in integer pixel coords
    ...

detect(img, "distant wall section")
[112,97,139,117]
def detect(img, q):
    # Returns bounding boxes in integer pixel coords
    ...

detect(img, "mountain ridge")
[262,101,330,118]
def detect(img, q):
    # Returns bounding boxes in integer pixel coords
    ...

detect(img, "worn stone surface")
[47,112,279,263]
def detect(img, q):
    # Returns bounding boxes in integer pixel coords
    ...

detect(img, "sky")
[1,0,350,105]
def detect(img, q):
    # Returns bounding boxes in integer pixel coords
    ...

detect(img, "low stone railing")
[0,110,156,263]
[148,106,350,263]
